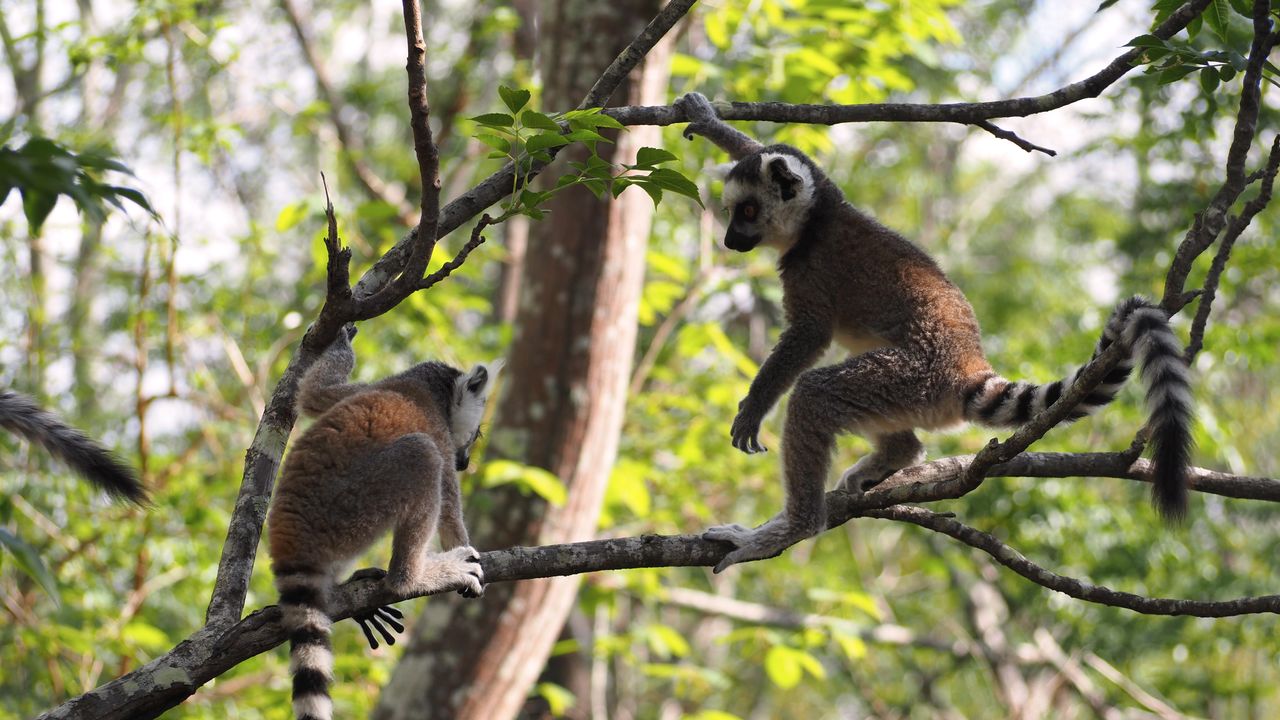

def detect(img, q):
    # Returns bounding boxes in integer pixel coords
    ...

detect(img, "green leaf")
[646,624,691,658]
[471,113,515,128]
[275,201,309,232]
[476,133,512,153]
[1200,66,1221,93]
[520,109,560,131]
[568,111,624,130]
[526,132,569,153]
[0,181,11,207]
[1186,13,1203,40]
[480,460,566,505]
[1125,34,1171,50]
[638,182,662,206]
[121,622,170,651]
[1229,0,1251,15]
[106,186,155,215]
[566,129,609,144]
[645,168,702,205]
[764,646,803,689]
[498,85,531,114]
[0,527,60,606]
[1206,0,1232,42]
[634,146,678,167]
[20,188,58,234]
[1156,63,1201,84]
[533,683,575,717]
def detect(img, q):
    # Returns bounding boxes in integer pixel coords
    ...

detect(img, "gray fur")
[676,93,1195,572]
[0,390,146,504]
[268,325,500,720]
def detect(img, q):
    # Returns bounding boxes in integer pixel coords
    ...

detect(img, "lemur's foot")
[441,545,485,598]
[703,519,812,573]
[837,459,892,494]
[342,568,405,650]
[346,566,386,583]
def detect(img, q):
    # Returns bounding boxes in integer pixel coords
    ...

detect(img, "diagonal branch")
[867,505,1280,617]
[1162,2,1279,310]
[1186,134,1280,361]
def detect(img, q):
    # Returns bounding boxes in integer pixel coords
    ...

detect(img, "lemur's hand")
[730,398,767,454]
[344,322,358,341]
[674,92,721,141]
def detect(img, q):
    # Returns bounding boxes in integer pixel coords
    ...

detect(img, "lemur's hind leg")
[837,430,925,494]
[374,434,484,598]
[706,348,937,573]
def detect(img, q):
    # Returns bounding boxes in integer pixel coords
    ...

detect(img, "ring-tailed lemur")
[673,92,1194,573]
[267,324,501,720]
[0,390,146,504]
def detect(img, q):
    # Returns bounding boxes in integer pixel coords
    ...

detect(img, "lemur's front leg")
[674,92,765,161]
[297,323,367,416]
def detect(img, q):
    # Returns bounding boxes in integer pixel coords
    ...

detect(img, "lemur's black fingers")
[344,323,358,340]
[373,607,405,636]
[355,617,381,650]
[369,615,399,646]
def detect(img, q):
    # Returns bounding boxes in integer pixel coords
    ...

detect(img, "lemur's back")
[269,389,444,568]
[790,200,992,384]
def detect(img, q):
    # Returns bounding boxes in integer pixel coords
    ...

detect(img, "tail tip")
[1153,486,1189,523]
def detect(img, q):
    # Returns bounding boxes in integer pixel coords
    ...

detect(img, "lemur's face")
[721,149,816,253]
[451,360,503,471]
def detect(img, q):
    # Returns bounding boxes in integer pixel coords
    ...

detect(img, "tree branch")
[48,449,1280,718]
[867,505,1280,617]
[1186,134,1280,361]
[1162,2,1278,310]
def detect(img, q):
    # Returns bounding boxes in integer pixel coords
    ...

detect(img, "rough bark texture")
[371,2,664,718]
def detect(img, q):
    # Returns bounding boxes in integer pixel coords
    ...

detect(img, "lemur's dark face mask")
[725,199,762,252]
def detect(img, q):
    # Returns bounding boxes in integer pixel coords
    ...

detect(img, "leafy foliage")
[470,87,701,220]
[0,138,154,234]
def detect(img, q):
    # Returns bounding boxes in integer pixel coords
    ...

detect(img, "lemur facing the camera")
[267,325,500,720]
[0,390,147,504]
[673,92,1194,573]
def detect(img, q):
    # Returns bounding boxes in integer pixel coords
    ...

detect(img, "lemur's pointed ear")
[464,360,504,394]
[768,157,800,201]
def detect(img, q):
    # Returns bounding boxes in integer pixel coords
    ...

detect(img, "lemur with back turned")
[0,390,147,505]
[674,92,1194,573]
[267,324,501,720]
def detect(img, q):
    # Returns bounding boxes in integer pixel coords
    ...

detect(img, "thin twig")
[418,214,492,290]
[973,120,1057,156]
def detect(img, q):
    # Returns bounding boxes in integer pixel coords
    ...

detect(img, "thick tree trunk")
[372,1,665,718]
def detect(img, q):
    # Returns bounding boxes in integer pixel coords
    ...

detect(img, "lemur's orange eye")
[742,203,757,221]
